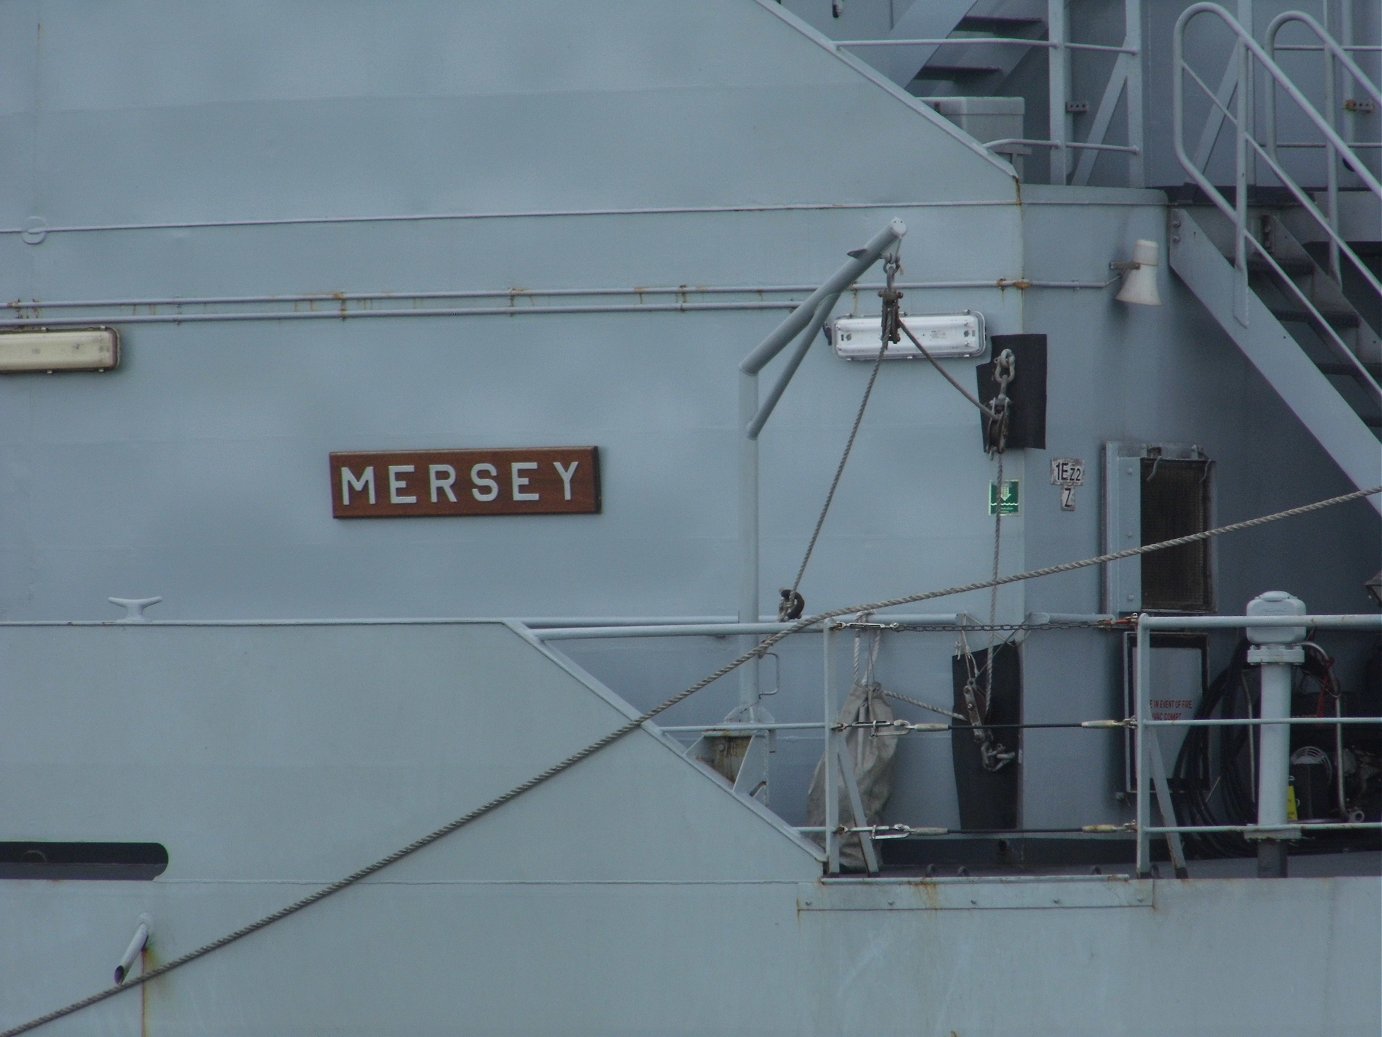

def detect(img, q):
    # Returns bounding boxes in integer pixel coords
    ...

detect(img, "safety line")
[3,482,1377,1037]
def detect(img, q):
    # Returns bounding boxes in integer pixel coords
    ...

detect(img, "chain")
[984,348,1015,455]
[834,619,1128,633]
[974,351,1019,770]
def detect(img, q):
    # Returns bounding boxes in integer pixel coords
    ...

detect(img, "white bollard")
[1245,592,1307,877]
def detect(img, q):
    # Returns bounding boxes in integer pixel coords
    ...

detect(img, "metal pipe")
[536,621,818,641]
[1125,0,1146,187]
[8,278,1027,311]
[738,370,759,636]
[1272,141,1382,149]
[1025,612,1119,624]
[747,292,841,440]
[1133,613,1382,630]
[519,615,735,628]
[657,722,826,733]
[1252,646,1300,832]
[823,622,839,873]
[0,191,1187,242]
[2,301,804,328]
[1144,715,1382,728]
[1273,44,1382,53]
[1,278,1108,329]
[0,202,945,239]
[113,916,151,985]
[1135,618,1152,876]
[1047,0,1071,183]
[1233,33,1250,325]
[739,220,905,375]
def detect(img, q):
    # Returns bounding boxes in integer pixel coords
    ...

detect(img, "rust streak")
[915,880,941,910]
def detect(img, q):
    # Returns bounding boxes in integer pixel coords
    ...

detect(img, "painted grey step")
[955,16,1044,35]
[1318,361,1382,378]
[1270,307,1362,329]
[1247,256,1316,279]
[864,0,1015,88]
[1302,241,1382,332]
[910,65,1004,81]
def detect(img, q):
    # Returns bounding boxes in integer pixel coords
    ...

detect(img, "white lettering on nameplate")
[330,448,601,518]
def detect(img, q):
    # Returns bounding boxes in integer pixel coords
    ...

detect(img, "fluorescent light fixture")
[832,311,986,360]
[0,328,120,373]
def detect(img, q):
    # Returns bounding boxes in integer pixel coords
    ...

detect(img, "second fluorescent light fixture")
[832,311,986,360]
[0,328,120,373]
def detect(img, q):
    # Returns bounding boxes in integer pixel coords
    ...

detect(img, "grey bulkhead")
[2,3,1381,1036]
[0,0,1023,623]
[2,0,1375,846]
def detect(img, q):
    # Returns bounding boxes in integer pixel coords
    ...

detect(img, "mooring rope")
[3,481,1377,1037]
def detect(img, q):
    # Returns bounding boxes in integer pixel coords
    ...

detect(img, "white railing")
[1265,9,1382,281]
[1173,3,1381,400]
[538,607,1382,879]
[1133,612,1382,877]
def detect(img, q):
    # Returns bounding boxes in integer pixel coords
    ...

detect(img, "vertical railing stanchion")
[1126,0,1146,187]
[1134,614,1151,877]
[1232,36,1250,326]
[1047,0,1070,184]
[738,370,761,712]
[822,621,839,874]
[1321,34,1341,280]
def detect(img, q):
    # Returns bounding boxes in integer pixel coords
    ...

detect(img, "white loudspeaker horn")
[1114,239,1162,306]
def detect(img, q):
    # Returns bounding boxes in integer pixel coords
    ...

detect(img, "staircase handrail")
[1265,11,1381,113]
[1173,4,1381,399]
[1264,10,1381,281]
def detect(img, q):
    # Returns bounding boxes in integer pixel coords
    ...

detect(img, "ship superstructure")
[2,2,1378,1034]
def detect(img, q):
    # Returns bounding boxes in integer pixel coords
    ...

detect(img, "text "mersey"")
[330,447,600,518]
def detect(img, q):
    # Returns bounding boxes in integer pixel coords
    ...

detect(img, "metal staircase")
[897,6,1045,97]
[801,1,1379,502]
[827,0,1146,186]
[1166,6,1380,511]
